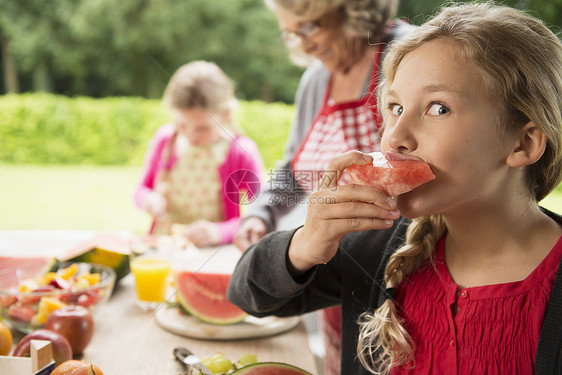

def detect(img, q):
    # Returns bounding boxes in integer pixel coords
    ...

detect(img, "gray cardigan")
[227,210,562,374]
[228,217,410,374]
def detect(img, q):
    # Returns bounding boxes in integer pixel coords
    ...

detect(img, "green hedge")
[0,94,293,170]
[235,100,294,170]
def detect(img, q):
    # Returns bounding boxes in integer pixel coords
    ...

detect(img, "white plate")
[155,306,300,340]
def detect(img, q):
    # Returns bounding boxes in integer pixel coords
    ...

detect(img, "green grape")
[213,357,234,373]
[202,356,214,369]
[201,357,214,372]
[238,354,258,367]
[203,354,233,374]
[205,363,219,374]
[211,353,226,361]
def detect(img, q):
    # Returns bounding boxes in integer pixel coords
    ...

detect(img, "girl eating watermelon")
[227,3,562,374]
[134,61,264,247]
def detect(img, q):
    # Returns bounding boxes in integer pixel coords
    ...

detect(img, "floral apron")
[152,136,229,235]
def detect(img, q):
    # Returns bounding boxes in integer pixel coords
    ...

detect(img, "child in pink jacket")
[134,61,264,246]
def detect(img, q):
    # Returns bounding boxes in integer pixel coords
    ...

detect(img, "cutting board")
[155,306,300,340]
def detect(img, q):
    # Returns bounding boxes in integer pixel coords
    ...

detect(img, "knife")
[173,347,214,375]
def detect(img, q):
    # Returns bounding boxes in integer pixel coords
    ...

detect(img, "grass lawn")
[1,163,561,232]
[0,164,151,233]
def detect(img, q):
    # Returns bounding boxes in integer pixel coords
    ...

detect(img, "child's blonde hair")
[163,60,236,116]
[357,2,562,374]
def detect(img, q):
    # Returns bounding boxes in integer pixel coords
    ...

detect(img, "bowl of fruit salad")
[0,262,116,333]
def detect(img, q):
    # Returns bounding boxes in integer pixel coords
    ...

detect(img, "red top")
[391,234,562,375]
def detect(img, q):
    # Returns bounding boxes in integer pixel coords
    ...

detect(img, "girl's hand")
[287,151,401,276]
[144,191,167,218]
[233,217,267,251]
[181,219,221,247]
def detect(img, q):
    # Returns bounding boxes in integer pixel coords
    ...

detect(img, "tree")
[397,0,562,28]
[0,0,302,102]
[1,0,560,102]
[505,0,562,31]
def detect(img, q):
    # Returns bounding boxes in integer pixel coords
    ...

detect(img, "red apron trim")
[291,46,384,192]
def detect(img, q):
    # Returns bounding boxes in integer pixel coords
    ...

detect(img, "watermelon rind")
[175,272,247,325]
[231,362,313,374]
[57,232,131,281]
[176,293,247,325]
[64,247,130,281]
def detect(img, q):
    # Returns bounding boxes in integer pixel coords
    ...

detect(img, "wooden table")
[2,231,318,374]
[83,275,317,373]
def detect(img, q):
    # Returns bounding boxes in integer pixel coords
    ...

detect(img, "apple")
[13,329,72,365]
[45,305,94,355]
[71,364,103,375]
[51,360,104,375]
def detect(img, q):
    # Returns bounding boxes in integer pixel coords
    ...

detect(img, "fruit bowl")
[0,262,116,333]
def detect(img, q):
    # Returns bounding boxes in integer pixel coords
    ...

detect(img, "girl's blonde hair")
[357,2,562,374]
[163,60,236,116]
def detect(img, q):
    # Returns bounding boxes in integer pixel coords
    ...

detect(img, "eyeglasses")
[281,21,321,48]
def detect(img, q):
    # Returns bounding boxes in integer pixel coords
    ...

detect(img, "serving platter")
[155,305,300,340]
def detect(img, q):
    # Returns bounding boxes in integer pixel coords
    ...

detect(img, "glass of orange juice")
[130,253,171,310]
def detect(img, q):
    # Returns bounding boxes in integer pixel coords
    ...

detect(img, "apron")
[291,47,384,375]
[151,136,229,235]
[291,46,383,193]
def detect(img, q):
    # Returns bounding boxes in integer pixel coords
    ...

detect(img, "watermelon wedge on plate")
[347,151,435,196]
[173,248,247,325]
[174,270,247,325]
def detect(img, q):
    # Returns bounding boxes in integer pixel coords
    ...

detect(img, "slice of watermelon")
[231,362,313,374]
[347,151,435,196]
[0,256,57,289]
[174,270,247,325]
[60,232,131,281]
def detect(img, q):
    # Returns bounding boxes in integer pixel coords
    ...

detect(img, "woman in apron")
[233,1,415,374]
